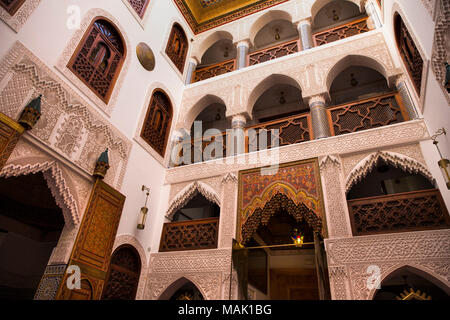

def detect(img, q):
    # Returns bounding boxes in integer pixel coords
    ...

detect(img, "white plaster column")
[229,114,246,156]
[297,19,314,50]
[184,57,199,85]
[309,95,331,139]
[395,75,419,120]
[365,0,382,29]
[236,40,250,70]
[218,173,239,248]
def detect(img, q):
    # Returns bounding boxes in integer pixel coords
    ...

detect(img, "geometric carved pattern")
[249,39,301,66]
[394,13,424,94]
[34,265,67,300]
[313,17,370,47]
[328,92,407,136]
[141,90,173,157]
[159,217,219,252]
[127,0,150,18]
[348,189,450,236]
[68,19,125,103]
[165,23,188,74]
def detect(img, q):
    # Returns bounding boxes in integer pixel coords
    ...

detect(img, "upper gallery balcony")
[186,0,378,84]
[173,58,416,167]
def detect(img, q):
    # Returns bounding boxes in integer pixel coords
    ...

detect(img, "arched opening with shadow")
[0,173,65,299]
[248,11,300,66]
[326,55,407,137]
[160,192,220,252]
[373,266,450,300]
[159,277,205,300]
[101,244,141,300]
[247,74,312,150]
[193,31,236,82]
[346,158,450,236]
[311,0,369,47]
[238,193,330,300]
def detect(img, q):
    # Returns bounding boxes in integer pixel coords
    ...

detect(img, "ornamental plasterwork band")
[325,229,450,300]
[0,0,41,32]
[165,119,429,185]
[145,248,232,300]
[0,41,132,190]
[180,32,396,123]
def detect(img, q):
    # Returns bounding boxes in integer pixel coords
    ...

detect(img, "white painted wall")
[0,0,193,264]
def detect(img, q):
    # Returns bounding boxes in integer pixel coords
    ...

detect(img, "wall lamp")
[137,185,150,230]
[431,128,450,189]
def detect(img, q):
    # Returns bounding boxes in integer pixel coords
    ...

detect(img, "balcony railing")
[312,17,370,47]
[248,38,302,66]
[159,217,219,252]
[174,92,407,166]
[348,189,450,236]
[327,92,408,136]
[192,59,236,83]
[245,112,312,151]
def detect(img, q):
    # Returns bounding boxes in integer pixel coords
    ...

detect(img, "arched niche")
[373,265,450,300]
[247,74,304,119]
[311,0,364,32]
[196,31,236,69]
[158,277,205,300]
[249,10,294,46]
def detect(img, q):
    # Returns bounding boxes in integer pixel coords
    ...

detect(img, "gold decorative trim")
[0,112,25,134]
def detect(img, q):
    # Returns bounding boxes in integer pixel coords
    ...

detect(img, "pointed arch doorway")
[0,173,65,299]
[235,159,330,300]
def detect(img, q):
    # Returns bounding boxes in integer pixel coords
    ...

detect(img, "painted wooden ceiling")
[174,0,290,34]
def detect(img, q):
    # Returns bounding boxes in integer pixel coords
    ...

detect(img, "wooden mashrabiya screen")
[237,159,326,245]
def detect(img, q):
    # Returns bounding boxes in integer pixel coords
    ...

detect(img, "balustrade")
[248,39,301,66]
[192,59,236,83]
[312,17,370,47]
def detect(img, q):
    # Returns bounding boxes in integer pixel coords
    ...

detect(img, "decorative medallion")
[136,42,155,71]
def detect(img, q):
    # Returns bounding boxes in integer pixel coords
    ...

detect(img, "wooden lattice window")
[165,23,188,74]
[68,18,125,103]
[102,245,141,300]
[127,0,150,18]
[0,0,25,15]
[394,13,423,94]
[141,90,173,156]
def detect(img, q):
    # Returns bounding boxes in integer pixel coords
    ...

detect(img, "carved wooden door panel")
[0,113,24,171]
[102,246,141,300]
[56,179,126,300]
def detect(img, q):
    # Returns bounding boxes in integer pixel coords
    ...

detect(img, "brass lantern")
[432,128,450,189]
[138,185,150,230]
[19,94,42,130]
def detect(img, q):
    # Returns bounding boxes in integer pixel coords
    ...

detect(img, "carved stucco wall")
[0,41,132,190]
[325,229,450,300]
[144,248,232,300]
[0,0,41,32]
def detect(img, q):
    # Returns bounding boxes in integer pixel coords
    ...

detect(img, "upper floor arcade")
[183,0,383,84]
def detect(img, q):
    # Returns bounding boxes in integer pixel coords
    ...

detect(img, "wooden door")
[56,179,126,300]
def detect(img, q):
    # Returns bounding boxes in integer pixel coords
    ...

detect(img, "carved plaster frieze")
[344,150,433,193]
[325,229,450,300]
[0,0,41,32]
[0,41,132,190]
[166,180,221,219]
[165,119,429,185]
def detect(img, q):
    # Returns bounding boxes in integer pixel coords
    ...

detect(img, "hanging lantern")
[18,94,42,130]
[274,28,280,41]
[291,228,305,248]
[432,129,450,189]
[138,185,150,230]
[93,149,110,179]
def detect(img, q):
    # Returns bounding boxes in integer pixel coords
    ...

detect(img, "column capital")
[236,39,251,49]
[308,93,328,106]
[295,17,312,27]
[231,114,247,129]
[188,57,200,65]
